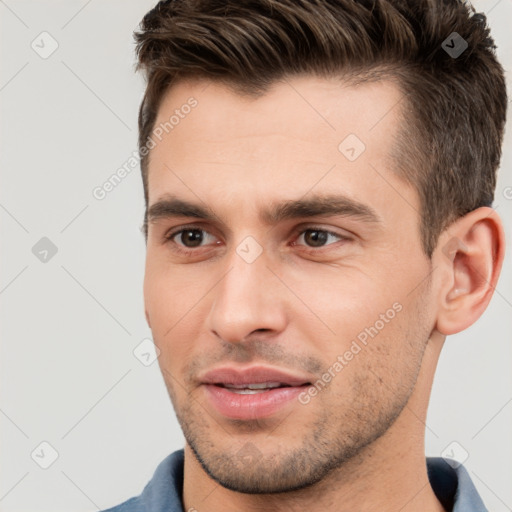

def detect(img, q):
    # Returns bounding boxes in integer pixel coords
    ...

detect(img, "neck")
[183,336,446,512]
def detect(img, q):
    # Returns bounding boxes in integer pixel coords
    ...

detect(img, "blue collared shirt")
[100,450,487,511]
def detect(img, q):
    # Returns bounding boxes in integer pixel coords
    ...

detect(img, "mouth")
[213,381,301,394]
[200,365,312,387]
[199,365,313,420]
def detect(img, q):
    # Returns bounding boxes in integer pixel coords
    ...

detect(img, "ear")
[434,207,505,336]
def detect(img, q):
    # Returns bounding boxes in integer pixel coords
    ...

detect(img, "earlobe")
[435,207,505,336]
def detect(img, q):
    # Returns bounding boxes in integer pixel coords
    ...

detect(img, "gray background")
[1,1,511,511]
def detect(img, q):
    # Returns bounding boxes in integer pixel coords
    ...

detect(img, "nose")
[206,246,287,344]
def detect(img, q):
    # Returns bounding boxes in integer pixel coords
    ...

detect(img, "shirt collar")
[137,451,487,512]
[427,457,488,511]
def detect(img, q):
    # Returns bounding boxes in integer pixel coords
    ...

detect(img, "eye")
[294,227,348,249]
[163,225,349,256]
[165,227,218,251]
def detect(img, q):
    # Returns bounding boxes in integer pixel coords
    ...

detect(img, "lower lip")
[202,384,308,420]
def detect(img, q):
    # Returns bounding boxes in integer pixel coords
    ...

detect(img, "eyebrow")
[146,193,381,231]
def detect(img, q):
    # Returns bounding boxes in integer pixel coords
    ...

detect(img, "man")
[103,0,507,510]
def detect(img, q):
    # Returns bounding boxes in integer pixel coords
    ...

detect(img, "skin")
[143,76,505,512]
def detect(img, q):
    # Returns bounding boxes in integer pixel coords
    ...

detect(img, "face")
[143,76,436,493]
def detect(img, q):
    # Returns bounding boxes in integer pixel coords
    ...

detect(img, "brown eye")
[165,227,218,252]
[303,229,329,247]
[178,229,204,247]
[296,228,345,248]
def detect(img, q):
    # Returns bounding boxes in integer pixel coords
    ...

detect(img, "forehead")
[147,75,417,231]
[152,75,403,150]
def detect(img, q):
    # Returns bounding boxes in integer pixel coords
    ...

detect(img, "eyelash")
[164,225,349,255]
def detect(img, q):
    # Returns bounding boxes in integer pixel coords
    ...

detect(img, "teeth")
[223,382,283,390]
[229,389,270,394]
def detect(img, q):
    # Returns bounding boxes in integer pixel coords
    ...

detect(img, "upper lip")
[200,365,312,387]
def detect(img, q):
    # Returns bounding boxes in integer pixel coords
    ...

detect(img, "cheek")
[286,265,400,339]
[143,262,203,365]
[144,251,203,322]
[287,265,426,387]
[318,306,425,419]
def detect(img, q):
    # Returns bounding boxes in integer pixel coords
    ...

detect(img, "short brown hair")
[134,0,507,257]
